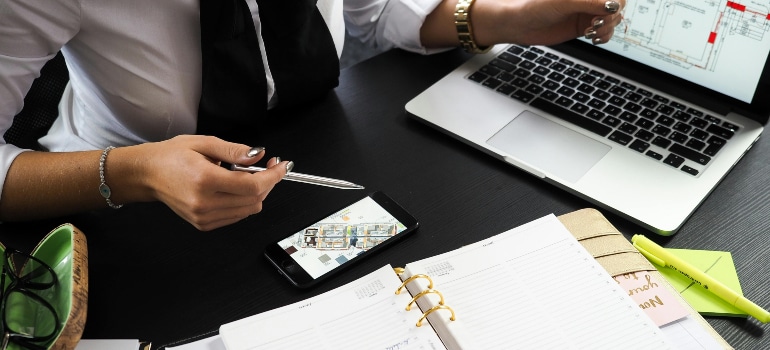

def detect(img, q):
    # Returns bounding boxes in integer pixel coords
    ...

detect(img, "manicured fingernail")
[247,147,265,157]
[285,161,294,173]
[592,37,603,45]
[584,29,597,40]
[592,18,605,29]
[604,0,620,13]
[274,157,281,164]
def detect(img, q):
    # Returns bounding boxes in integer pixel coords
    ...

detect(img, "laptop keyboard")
[467,44,741,176]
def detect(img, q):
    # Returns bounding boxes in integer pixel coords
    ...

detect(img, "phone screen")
[265,191,418,287]
[275,195,408,279]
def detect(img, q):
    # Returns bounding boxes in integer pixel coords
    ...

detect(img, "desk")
[2,48,769,349]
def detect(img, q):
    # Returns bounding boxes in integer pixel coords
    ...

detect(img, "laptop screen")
[579,0,770,104]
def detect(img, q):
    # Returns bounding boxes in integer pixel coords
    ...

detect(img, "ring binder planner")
[219,213,698,350]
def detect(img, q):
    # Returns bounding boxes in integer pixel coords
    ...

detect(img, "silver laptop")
[406,2,770,235]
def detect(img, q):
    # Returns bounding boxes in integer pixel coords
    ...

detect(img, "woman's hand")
[473,0,626,46]
[421,0,626,49]
[115,135,289,231]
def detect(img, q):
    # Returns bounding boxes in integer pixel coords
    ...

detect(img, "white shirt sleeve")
[343,0,448,55]
[0,0,81,202]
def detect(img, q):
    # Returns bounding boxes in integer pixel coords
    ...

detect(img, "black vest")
[197,0,340,142]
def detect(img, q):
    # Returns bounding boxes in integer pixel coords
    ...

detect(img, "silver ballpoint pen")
[231,164,365,190]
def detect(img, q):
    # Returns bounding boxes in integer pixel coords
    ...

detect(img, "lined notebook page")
[402,214,674,349]
[219,265,446,350]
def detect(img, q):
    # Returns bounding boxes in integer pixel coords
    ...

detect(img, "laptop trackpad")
[487,110,611,183]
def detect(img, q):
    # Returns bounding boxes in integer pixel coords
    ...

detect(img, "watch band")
[454,0,491,54]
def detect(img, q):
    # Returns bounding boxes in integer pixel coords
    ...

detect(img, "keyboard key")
[490,59,515,72]
[635,118,654,129]
[652,136,671,148]
[672,110,691,122]
[498,52,523,65]
[468,72,488,83]
[557,86,576,96]
[530,98,612,136]
[573,92,591,103]
[690,128,709,140]
[625,91,643,102]
[637,88,653,97]
[618,122,638,134]
[672,122,692,133]
[619,111,637,122]
[685,138,706,151]
[657,116,675,126]
[548,71,566,82]
[635,129,654,141]
[540,90,559,101]
[629,139,650,152]
[669,131,688,144]
[542,80,560,90]
[496,84,516,95]
[689,117,708,128]
[482,78,503,89]
[562,77,580,88]
[681,165,699,176]
[592,90,611,100]
[608,96,626,106]
[609,130,633,145]
[511,77,529,88]
[511,89,535,102]
[603,105,622,116]
[624,102,642,113]
[703,142,724,156]
[663,153,685,168]
[587,109,605,120]
[570,102,590,114]
[706,124,735,139]
[525,84,544,94]
[646,150,663,160]
[652,125,671,136]
[722,121,740,132]
[669,143,711,165]
[669,101,686,110]
[602,116,620,127]
[653,95,669,104]
[564,68,582,77]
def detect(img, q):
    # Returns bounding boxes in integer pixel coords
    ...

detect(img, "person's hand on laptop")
[421,0,626,49]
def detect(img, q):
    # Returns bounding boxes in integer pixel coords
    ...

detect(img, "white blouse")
[0,0,444,200]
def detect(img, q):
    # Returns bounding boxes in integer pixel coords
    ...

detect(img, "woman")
[0,0,624,231]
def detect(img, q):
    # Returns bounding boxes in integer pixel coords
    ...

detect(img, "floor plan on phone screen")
[277,196,408,279]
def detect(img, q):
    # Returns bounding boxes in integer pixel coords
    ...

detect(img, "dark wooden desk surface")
[2,48,768,349]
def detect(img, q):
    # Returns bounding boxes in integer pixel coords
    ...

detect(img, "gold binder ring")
[395,274,434,295]
[416,305,456,327]
[406,289,445,311]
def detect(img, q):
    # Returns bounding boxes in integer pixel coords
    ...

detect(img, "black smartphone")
[264,191,419,288]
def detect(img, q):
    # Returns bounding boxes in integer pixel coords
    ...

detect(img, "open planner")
[215,210,731,350]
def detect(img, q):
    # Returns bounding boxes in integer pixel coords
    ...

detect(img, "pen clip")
[632,241,666,267]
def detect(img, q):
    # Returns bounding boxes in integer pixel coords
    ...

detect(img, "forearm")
[0,146,152,221]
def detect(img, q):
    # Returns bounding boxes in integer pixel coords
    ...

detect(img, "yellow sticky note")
[651,248,746,317]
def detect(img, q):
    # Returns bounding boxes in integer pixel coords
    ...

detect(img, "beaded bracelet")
[98,146,123,209]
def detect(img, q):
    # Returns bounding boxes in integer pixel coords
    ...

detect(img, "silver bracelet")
[98,146,123,209]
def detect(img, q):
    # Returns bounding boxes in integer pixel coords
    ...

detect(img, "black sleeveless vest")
[197,0,340,142]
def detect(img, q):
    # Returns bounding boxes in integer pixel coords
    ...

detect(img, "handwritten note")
[615,271,689,326]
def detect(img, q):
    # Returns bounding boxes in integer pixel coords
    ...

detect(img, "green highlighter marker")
[631,234,770,323]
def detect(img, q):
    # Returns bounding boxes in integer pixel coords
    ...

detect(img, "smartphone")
[264,191,419,288]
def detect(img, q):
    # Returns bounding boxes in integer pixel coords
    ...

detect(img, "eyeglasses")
[0,248,59,350]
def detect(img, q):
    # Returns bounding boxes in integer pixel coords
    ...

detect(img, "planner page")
[219,265,447,350]
[401,214,674,349]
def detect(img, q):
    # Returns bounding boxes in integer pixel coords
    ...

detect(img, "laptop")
[406,2,770,235]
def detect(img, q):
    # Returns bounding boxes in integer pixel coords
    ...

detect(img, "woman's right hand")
[114,135,290,231]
